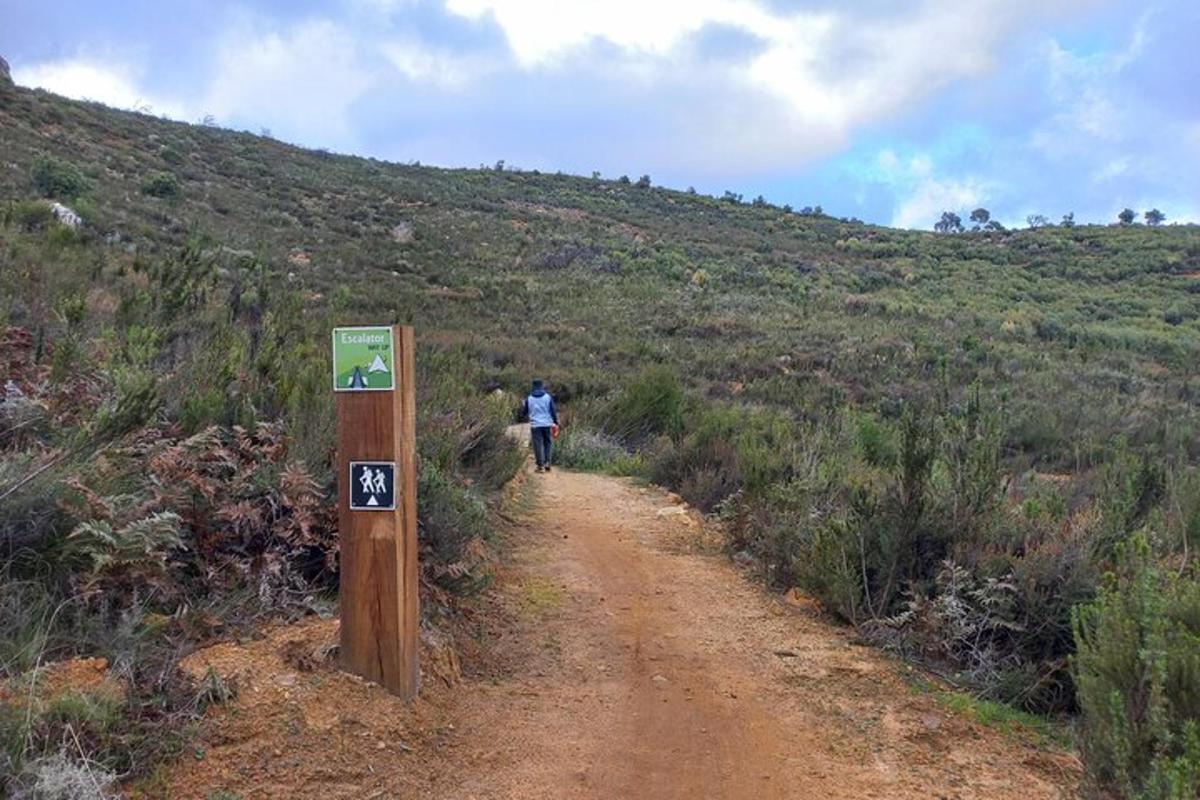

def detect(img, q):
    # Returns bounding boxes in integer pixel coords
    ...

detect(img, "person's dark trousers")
[531,426,553,468]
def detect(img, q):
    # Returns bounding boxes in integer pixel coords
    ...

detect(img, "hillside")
[5,80,1200,437]
[2,77,1200,797]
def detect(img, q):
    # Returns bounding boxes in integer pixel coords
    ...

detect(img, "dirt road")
[166,468,1079,799]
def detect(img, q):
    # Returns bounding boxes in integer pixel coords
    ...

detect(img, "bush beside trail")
[1072,537,1200,799]
[0,224,521,794]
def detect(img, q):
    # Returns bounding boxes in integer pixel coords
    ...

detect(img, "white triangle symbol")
[368,354,388,373]
[367,495,379,506]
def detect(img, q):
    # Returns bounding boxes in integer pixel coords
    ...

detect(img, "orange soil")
[160,469,1081,799]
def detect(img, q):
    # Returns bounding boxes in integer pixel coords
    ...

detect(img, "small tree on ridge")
[934,211,964,234]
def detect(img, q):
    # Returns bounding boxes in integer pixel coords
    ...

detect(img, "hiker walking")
[522,379,559,472]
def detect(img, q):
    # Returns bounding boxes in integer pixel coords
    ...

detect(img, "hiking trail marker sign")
[349,461,396,510]
[332,325,395,391]
[333,325,418,701]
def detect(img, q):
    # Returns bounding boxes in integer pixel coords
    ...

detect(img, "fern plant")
[65,511,183,576]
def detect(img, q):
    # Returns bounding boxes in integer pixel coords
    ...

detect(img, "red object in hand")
[551,424,560,439]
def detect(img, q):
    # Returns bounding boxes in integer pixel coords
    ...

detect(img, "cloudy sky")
[3,0,1197,228]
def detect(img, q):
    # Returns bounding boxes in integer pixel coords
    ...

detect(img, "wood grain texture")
[336,325,419,699]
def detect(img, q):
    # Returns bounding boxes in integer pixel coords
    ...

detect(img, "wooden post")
[334,325,419,699]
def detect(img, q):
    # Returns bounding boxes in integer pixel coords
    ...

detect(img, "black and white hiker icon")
[349,461,396,510]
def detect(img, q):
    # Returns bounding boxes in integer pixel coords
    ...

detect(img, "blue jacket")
[522,389,559,428]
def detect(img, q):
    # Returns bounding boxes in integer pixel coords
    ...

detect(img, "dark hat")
[531,379,544,390]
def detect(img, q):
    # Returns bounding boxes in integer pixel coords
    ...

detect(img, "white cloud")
[348,0,420,11]
[12,59,191,119]
[1033,12,1154,157]
[14,20,378,151]
[443,0,1098,169]
[875,149,989,230]
[892,175,985,230]
[16,0,1145,197]
[1092,157,1131,183]
[445,0,781,66]
[379,39,488,87]
[203,20,374,146]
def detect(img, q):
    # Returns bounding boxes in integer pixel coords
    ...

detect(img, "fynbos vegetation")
[1,76,1198,797]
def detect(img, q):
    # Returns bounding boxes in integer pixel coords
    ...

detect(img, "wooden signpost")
[333,325,419,700]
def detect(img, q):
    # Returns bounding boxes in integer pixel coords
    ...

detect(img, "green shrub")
[855,412,898,468]
[140,172,182,200]
[0,456,74,556]
[724,476,863,614]
[554,428,642,475]
[457,397,526,490]
[651,403,798,511]
[986,518,1099,711]
[45,223,81,249]
[150,237,218,318]
[418,462,491,593]
[1072,536,1200,799]
[0,577,58,674]
[1163,306,1188,326]
[601,365,683,443]
[1098,444,1167,557]
[5,200,54,231]
[1171,471,1200,552]
[721,400,1093,711]
[30,156,89,200]
[43,690,125,732]
[415,348,524,492]
[652,433,734,511]
[848,412,942,616]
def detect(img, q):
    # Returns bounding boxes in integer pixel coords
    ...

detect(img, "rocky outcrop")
[50,202,82,229]
[390,221,414,243]
[0,55,11,85]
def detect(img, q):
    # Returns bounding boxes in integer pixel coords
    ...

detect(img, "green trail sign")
[332,326,395,392]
